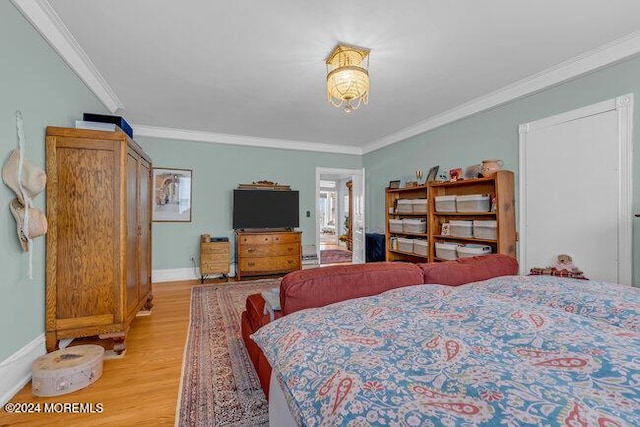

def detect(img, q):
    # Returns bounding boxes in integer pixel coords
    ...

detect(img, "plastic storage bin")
[389,219,403,233]
[435,242,460,260]
[457,244,491,258]
[449,220,473,238]
[411,198,428,214]
[456,194,491,212]
[413,239,428,257]
[473,220,497,240]
[403,218,427,234]
[396,199,413,214]
[435,195,457,212]
[398,238,414,253]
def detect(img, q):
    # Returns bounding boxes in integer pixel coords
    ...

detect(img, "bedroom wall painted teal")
[363,54,640,285]
[0,2,108,361]
[135,136,361,271]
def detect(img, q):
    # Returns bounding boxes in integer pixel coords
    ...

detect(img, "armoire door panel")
[125,151,139,315]
[55,146,118,320]
[138,159,152,298]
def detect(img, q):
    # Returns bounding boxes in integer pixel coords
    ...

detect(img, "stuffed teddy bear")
[554,254,577,272]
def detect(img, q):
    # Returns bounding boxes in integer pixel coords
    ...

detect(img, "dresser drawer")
[239,243,300,258]
[201,262,229,274]
[201,243,229,254]
[272,233,301,244]
[239,255,300,272]
[201,252,227,263]
[239,234,273,245]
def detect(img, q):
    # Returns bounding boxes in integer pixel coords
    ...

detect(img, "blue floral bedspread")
[467,275,640,332]
[251,278,640,426]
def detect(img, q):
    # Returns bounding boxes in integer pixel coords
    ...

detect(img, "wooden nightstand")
[200,237,230,283]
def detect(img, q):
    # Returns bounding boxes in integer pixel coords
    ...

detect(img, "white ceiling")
[32,1,640,151]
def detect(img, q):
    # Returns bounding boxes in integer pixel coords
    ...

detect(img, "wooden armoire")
[45,127,153,353]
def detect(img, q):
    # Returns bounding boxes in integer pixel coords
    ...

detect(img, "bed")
[251,276,640,426]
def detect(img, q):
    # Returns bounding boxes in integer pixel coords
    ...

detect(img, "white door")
[351,168,366,264]
[519,94,633,284]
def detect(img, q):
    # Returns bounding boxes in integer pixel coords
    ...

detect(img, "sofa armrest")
[280,262,424,315]
[417,254,518,286]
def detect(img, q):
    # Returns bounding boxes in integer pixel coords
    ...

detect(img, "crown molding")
[11,0,123,113]
[13,0,640,155]
[133,124,363,155]
[362,30,640,154]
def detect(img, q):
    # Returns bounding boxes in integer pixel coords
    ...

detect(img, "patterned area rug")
[176,278,281,426]
[320,249,353,264]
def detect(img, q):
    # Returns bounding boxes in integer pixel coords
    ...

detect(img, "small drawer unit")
[449,220,473,238]
[456,194,491,212]
[435,195,457,212]
[200,239,230,282]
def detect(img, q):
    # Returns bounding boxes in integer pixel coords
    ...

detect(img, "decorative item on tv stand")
[238,180,290,191]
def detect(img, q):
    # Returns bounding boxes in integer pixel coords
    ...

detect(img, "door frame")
[518,93,633,284]
[315,167,365,263]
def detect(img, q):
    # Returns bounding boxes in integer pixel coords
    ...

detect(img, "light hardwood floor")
[2,279,208,426]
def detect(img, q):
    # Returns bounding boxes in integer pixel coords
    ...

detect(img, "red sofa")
[241,255,518,398]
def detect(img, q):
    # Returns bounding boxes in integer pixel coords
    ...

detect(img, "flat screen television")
[233,189,299,230]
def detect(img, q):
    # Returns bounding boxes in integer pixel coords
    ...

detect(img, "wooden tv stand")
[235,230,302,280]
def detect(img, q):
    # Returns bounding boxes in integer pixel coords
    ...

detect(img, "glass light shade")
[326,44,370,113]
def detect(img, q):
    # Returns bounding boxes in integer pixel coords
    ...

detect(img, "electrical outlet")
[190,255,196,263]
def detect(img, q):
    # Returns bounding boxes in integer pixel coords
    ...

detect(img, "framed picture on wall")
[152,168,192,222]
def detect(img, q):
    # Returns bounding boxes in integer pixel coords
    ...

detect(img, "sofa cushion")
[280,262,424,315]
[417,254,518,286]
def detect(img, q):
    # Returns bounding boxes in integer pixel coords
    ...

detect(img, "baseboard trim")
[152,268,197,283]
[0,334,46,406]
[152,264,236,283]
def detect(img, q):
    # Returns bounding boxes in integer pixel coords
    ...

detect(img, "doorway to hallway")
[315,168,365,265]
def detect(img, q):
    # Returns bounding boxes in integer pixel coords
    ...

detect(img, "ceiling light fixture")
[325,44,370,113]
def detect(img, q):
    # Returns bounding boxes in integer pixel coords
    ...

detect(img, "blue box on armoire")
[83,113,133,139]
